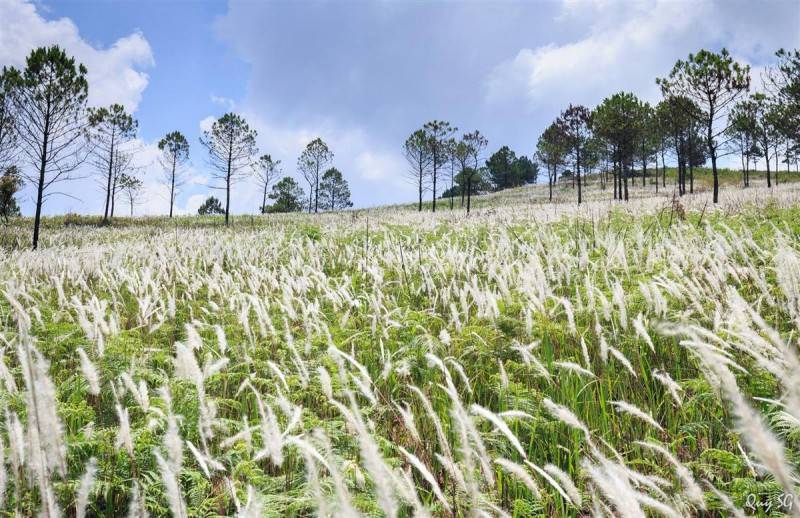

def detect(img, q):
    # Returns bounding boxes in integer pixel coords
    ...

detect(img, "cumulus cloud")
[199,115,216,134]
[210,94,236,110]
[485,0,799,111]
[132,141,212,217]
[0,0,154,111]
[26,135,211,217]
[354,150,405,183]
[184,194,207,216]
[220,112,414,211]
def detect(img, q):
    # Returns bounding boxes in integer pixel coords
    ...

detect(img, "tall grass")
[0,184,798,516]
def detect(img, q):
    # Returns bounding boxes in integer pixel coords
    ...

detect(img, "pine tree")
[319,168,353,210]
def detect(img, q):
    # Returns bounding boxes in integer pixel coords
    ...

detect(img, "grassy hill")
[0,163,799,516]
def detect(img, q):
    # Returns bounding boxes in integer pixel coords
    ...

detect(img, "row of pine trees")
[0,46,354,248]
[1,45,799,247]
[402,48,800,210]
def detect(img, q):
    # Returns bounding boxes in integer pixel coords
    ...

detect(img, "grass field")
[1,178,800,517]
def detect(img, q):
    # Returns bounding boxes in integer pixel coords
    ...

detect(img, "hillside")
[0,173,799,517]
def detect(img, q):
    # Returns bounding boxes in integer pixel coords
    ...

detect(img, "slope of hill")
[0,170,799,516]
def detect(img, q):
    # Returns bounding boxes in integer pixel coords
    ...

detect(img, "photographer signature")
[745,493,796,513]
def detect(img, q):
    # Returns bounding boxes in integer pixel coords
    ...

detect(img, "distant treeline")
[0,46,353,248]
[1,46,799,248]
[404,48,799,210]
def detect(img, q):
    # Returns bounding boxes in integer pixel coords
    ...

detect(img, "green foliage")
[297,137,333,213]
[4,45,89,248]
[593,92,645,166]
[485,145,518,190]
[265,176,305,213]
[0,68,16,169]
[200,113,258,223]
[158,131,190,161]
[657,48,751,202]
[197,196,225,215]
[4,199,798,515]
[0,165,23,222]
[319,167,353,211]
[87,103,137,140]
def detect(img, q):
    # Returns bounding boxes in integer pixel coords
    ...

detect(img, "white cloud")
[199,115,216,134]
[210,94,236,110]
[20,135,214,217]
[486,0,709,109]
[184,194,207,216]
[0,0,154,112]
[485,0,798,113]
[354,150,404,182]
[190,110,416,210]
[188,175,209,186]
[243,112,413,200]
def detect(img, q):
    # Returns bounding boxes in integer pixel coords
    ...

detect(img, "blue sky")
[1,0,798,215]
[44,0,249,145]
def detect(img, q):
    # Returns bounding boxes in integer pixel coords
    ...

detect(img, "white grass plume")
[471,404,527,458]
[527,461,577,506]
[704,481,745,518]
[154,450,187,518]
[126,481,149,518]
[494,458,541,499]
[77,348,100,395]
[397,445,451,511]
[608,346,637,377]
[583,458,646,518]
[76,457,98,518]
[542,398,591,439]
[329,394,399,518]
[115,404,134,456]
[553,361,595,378]
[632,313,655,352]
[237,486,265,518]
[580,335,591,368]
[317,366,333,399]
[497,360,509,389]
[635,441,704,509]
[159,386,183,474]
[611,401,663,432]
[543,463,582,507]
[394,401,420,443]
[651,369,683,407]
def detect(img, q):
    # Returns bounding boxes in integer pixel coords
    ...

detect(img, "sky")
[1,0,798,216]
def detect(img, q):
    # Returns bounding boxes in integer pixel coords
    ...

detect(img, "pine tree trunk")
[654,158,659,194]
[576,151,582,205]
[33,146,47,250]
[225,174,231,225]
[711,153,719,204]
[765,147,772,188]
[466,175,472,214]
[314,164,320,213]
[418,174,423,212]
[169,154,177,218]
[623,162,629,201]
[432,156,437,213]
[110,173,118,218]
[32,115,51,250]
[641,146,646,187]
[613,160,618,200]
[103,140,115,224]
